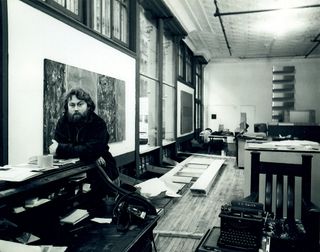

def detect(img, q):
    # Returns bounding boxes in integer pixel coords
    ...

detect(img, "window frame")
[194,61,203,131]
[178,41,194,86]
[178,43,184,79]
[111,0,129,45]
[37,0,133,49]
[44,0,83,21]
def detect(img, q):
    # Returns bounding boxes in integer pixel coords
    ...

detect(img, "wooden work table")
[151,155,244,251]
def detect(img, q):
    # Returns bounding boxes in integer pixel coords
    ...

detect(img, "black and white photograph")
[1,0,320,252]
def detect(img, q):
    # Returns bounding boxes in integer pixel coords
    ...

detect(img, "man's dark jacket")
[54,112,119,180]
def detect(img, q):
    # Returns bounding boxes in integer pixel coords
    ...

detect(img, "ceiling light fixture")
[255,9,305,37]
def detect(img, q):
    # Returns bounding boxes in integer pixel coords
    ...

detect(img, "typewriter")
[217,200,265,251]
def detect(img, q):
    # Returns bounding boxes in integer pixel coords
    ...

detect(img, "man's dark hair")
[63,88,96,113]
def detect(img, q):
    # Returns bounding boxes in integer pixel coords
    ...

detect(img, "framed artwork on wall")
[180,90,193,134]
[177,82,194,137]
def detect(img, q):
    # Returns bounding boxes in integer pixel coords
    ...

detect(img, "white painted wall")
[7,0,136,164]
[204,58,320,133]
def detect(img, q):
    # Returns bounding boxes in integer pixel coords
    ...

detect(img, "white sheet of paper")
[135,177,181,198]
[0,240,42,252]
[0,166,41,182]
[91,217,112,224]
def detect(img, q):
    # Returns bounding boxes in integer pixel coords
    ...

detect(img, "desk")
[0,162,158,251]
[208,135,227,155]
[244,141,320,216]
[67,215,158,252]
[235,135,267,168]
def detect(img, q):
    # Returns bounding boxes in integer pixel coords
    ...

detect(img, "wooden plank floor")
[152,157,244,252]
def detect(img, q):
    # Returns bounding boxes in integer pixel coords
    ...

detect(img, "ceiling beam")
[214,4,320,17]
[214,0,232,56]
[305,33,320,58]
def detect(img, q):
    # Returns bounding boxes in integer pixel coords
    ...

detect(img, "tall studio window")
[195,63,202,130]
[139,6,159,147]
[178,41,193,84]
[186,49,192,84]
[162,31,175,144]
[40,0,130,47]
[178,45,184,78]
[162,85,175,142]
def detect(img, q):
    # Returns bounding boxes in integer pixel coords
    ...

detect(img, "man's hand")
[96,156,106,167]
[49,139,58,155]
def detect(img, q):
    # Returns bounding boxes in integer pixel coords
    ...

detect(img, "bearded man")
[49,88,119,181]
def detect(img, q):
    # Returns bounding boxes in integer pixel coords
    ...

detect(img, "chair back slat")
[287,175,295,220]
[301,155,312,203]
[265,173,273,213]
[250,152,261,194]
[276,175,284,218]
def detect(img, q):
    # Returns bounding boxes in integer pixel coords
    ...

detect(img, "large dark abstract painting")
[43,59,125,153]
[180,90,193,134]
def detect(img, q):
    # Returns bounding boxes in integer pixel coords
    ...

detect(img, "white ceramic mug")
[38,154,53,168]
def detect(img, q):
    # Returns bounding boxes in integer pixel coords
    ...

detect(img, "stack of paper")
[53,158,80,166]
[0,240,67,252]
[0,166,41,182]
[135,177,181,198]
[60,209,89,225]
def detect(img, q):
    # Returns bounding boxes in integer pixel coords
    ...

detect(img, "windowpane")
[186,51,192,83]
[66,0,78,14]
[112,0,129,43]
[113,0,120,39]
[163,84,175,143]
[120,4,128,43]
[195,63,201,99]
[93,0,101,32]
[93,0,111,37]
[196,64,200,75]
[102,0,111,36]
[162,32,175,144]
[195,61,203,130]
[139,76,159,147]
[163,32,174,86]
[53,0,64,5]
[52,0,79,14]
[195,103,199,129]
[139,6,158,79]
[92,0,128,44]
[178,46,183,77]
[195,77,199,99]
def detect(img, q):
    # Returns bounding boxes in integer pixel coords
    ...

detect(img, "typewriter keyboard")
[218,229,260,251]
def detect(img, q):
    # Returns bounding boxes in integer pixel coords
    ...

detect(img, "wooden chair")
[246,151,320,251]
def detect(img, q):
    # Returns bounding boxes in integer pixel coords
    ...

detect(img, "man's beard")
[68,111,88,123]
